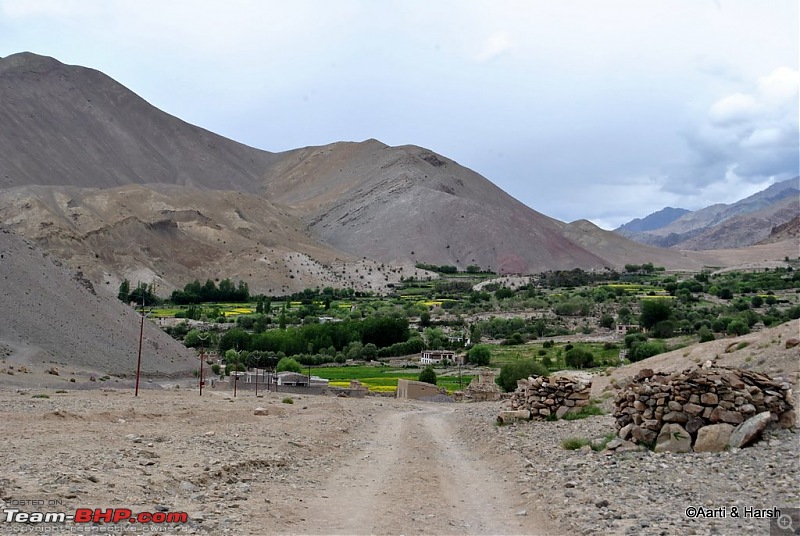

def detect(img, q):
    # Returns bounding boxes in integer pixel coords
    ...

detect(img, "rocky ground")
[0,382,797,536]
[1,321,798,535]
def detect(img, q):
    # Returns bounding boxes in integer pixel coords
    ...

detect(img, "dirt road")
[0,389,557,536]
[293,403,554,536]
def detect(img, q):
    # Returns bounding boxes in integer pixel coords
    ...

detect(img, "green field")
[312,365,473,394]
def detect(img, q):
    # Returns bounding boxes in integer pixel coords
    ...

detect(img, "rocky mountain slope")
[0,225,196,377]
[616,178,799,250]
[0,52,795,297]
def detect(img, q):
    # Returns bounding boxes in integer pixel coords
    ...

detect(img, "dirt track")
[294,404,553,535]
[0,388,558,536]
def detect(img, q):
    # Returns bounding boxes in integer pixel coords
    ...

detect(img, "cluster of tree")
[117,280,159,306]
[496,359,549,392]
[216,315,410,359]
[170,279,250,304]
[538,268,621,288]
[623,262,663,274]
[414,263,459,273]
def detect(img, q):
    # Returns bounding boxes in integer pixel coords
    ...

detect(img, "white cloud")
[474,31,512,62]
[708,93,757,125]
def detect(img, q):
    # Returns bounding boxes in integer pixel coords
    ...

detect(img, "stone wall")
[613,364,795,452]
[509,374,592,419]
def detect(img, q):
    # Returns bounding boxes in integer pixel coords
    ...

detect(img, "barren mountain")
[0,225,196,377]
[616,178,799,250]
[0,52,276,192]
[0,183,423,295]
[0,52,795,295]
[262,141,611,273]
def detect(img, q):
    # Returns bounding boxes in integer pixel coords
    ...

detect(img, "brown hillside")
[0,225,196,377]
[0,52,276,191]
[0,184,424,295]
[263,141,611,273]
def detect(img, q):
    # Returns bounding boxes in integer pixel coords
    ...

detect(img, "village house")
[419,350,456,365]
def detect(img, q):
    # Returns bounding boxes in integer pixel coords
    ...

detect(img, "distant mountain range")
[615,178,799,250]
[0,52,795,299]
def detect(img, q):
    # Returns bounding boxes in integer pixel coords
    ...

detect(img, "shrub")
[277,357,303,373]
[561,437,590,450]
[496,359,549,392]
[698,326,715,343]
[282,397,294,404]
[727,319,750,336]
[419,366,437,385]
[562,404,604,420]
[467,345,492,366]
[565,348,595,369]
[628,341,667,362]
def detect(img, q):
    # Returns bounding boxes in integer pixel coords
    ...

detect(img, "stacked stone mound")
[509,374,592,419]
[614,365,795,453]
[465,370,502,401]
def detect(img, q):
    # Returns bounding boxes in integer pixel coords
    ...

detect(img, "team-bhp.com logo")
[4,508,189,524]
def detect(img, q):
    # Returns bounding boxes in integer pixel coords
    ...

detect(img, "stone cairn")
[613,364,796,453]
[465,370,502,402]
[508,374,592,419]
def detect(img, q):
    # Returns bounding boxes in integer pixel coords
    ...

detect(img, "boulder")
[729,411,772,448]
[253,407,270,416]
[693,424,734,453]
[654,424,692,453]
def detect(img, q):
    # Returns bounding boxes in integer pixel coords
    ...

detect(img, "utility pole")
[233,349,240,398]
[134,298,151,397]
[198,332,209,396]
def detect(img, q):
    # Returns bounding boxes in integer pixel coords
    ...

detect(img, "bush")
[276,357,303,373]
[282,397,294,404]
[565,347,595,369]
[628,341,667,362]
[496,359,549,392]
[561,437,590,450]
[727,319,750,336]
[419,366,437,385]
[698,326,715,343]
[562,404,605,420]
[467,345,492,366]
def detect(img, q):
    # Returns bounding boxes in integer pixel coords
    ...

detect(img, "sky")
[1,0,797,229]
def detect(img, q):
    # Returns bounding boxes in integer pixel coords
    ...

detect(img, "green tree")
[698,326,715,343]
[276,357,303,373]
[117,279,130,303]
[467,344,491,366]
[419,366,437,385]
[565,347,595,369]
[639,299,672,330]
[496,359,549,392]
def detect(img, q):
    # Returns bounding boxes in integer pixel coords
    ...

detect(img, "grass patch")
[281,397,294,404]
[561,437,590,450]
[562,404,605,420]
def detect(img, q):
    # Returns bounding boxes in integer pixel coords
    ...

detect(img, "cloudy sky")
[1,0,797,228]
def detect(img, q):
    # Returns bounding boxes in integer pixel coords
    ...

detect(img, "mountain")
[0,52,277,192]
[616,207,689,235]
[0,224,196,378]
[615,178,799,250]
[0,52,795,297]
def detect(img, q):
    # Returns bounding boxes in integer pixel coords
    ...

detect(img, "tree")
[565,347,595,369]
[496,359,549,392]
[276,357,303,373]
[419,366,437,385]
[698,326,715,343]
[117,279,130,303]
[639,299,672,330]
[467,344,491,366]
